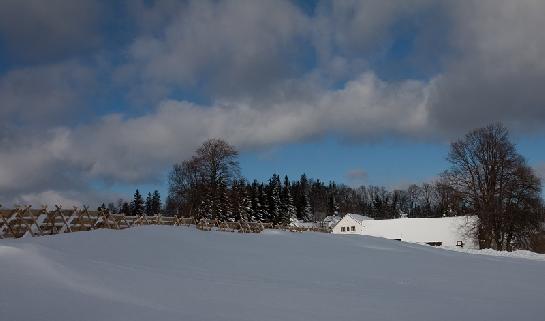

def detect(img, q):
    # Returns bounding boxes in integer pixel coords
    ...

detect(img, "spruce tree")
[243,183,255,221]
[121,202,131,215]
[131,189,145,216]
[216,179,231,221]
[145,192,153,216]
[259,183,269,222]
[296,174,313,221]
[267,174,282,224]
[107,202,117,214]
[302,192,313,222]
[151,190,162,214]
[281,175,297,225]
[199,187,213,220]
[239,184,252,222]
[251,180,263,222]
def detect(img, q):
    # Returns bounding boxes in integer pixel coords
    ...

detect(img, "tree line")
[164,124,545,252]
[100,189,162,217]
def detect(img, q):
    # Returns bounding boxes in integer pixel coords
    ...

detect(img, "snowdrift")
[1,226,544,321]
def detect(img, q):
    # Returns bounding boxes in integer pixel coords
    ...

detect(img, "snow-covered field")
[1,226,544,321]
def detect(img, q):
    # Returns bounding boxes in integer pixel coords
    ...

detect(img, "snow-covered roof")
[323,215,340,223]
[345,213,373,224]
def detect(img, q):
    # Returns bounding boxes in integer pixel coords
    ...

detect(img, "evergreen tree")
[198,187,213,220]
[239,184,252,222]
[250,180,263,222]
[145,192,153,216]
[229,179,251,222]
[327,182,339,216]
[131,189,145,216]
[297,174,313,221]
[151,190,162,214]
[107,202,117,214]
[259,183,269,222]
[121,202,131,215]
[302,191,313,222]
[281,175,297,225]
[216,179,231,221]
[267,174,282,224]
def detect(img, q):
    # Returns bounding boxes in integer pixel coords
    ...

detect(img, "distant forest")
[109,123,545,251]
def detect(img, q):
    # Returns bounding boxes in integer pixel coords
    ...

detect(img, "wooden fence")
[0,205,331,239]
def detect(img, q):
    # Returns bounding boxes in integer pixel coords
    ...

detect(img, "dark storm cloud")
[0,0,104,63]
[117,0,310,103]
[0,61,96,127]
[427,0,545,136]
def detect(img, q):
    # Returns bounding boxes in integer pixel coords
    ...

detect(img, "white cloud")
[0,71,430,203]
[2,0,545,206]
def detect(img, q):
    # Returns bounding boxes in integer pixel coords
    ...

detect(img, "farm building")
[332,215,477,248]
[331,214,373,234]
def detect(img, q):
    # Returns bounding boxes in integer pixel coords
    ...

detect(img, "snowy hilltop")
[1,226,544,321]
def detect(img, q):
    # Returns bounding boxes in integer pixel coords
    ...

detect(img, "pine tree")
[267,174,282,224]
[212,179,230,221]
[243,183,255,221]
[131,189,145,216]
[259,183,269,222]
[327,182,339,216]
[302,192,313,222]
[107,202,117,214]
[239,184,252,222]
[151,190,162,214]
[281,175,297,225]
[296,174,313,221]
[250,180,263,222]
[145,192,153,216]
[198,187,213,220]
[229,179,251,222]
[121,202,131,215]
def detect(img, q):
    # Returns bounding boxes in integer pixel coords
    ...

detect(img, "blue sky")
[0,0,544,206]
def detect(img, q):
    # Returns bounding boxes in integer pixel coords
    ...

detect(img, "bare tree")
[442,123,542,250]
[168,158,202,216]
[168,138,240,219]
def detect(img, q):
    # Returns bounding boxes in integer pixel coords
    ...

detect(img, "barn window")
[341,227,345,232]
[351,226,355,231]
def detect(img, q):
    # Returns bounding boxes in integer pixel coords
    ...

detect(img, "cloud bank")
[1,0,545,206]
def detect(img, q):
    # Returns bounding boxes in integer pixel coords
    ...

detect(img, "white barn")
[332,215,477,248]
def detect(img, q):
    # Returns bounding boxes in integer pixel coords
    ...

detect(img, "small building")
[331,214,373,234]
[331,215,477,248]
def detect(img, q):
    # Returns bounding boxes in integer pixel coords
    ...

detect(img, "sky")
[1,0,545,207]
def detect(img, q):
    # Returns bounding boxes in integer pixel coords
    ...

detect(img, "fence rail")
[0,205,331,239]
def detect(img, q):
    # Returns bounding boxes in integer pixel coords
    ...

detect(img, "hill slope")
[1,227,544,321]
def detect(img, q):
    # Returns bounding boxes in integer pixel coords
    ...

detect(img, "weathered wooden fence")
[0,205,330,239]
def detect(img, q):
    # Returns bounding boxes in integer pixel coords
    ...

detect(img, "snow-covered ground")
[1,226,544,321]
[440,246,545,261]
